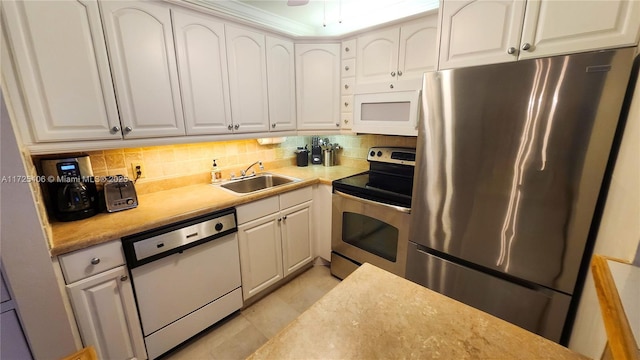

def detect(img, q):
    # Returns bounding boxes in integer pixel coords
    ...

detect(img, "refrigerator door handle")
[334,191,411,214]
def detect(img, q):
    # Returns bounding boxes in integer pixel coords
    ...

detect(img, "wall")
[59,134,416,194]
[1,92,79,359]
[568,64,640,358]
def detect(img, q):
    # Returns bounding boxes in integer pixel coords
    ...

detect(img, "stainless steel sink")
[217,173,299,195]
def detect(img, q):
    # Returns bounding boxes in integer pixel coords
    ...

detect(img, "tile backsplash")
[80,134,416,193]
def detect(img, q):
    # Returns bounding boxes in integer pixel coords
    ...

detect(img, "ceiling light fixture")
[286,0,309,6]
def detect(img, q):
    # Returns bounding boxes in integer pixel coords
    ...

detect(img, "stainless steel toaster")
[104,177,138,212]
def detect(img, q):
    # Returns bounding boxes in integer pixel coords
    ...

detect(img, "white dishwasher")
[122,208,242,359]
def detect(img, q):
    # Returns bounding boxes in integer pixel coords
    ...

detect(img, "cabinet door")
[356,27,400,85]
[100,1,185,139]
[3,0,121,142]
[266,37,297,132]
[519,0,640,60]
[398,16,439,80]
[225,26,270,133]
[295,44,341,130]
[238,214,283,300]
[172,9,233,135]
[67,266,146,360]
[281,202,313,276]
[438,0,526,69]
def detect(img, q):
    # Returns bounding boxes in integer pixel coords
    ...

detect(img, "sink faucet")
[241,161,264,177]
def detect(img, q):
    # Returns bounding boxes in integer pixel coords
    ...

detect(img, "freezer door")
[406,242,571,343]
[411,48,636,293]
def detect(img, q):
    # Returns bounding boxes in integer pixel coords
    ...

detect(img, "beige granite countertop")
[49,165,365,256]
[248,263,590,360]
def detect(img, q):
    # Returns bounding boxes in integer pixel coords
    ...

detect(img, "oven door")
[331,191,410,278]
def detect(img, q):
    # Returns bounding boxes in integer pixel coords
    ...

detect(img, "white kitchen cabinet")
[60,242,146,360]
[266,37,297,132]
[2,0,121,142]
[172,9,233,135]
[280,202,313,276]
[237,187,313,300]
[439,0,640,69]
[225,25,270,134]
[356,16,438,92]
[295,44,341,131]
[313,184,332,261]
[100,0,185,139]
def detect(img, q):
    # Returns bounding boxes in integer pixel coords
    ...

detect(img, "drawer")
[237,195,279,224]
[280,186,312,209]
[341,112,353,129]
[341,58,355,78]
[342,78,354,95]
[59,241,125,284]
[342,95,353,113]
[342,39,356,59]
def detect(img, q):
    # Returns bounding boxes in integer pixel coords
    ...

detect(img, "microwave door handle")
[335,190,411,214]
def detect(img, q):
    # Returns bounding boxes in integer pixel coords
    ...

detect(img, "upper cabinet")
[356,16,438,92]
[439,0,640,70]
[100,1,186,139]
[3,0,121,142]
[225,26,270,134]
[172,9,233,136]
[295,44,341,131]
[266,37,297,132]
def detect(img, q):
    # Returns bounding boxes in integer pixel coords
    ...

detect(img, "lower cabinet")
[59,241,146,360]
[237,187,313,300]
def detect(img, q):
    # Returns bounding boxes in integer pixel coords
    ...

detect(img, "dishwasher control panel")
[122,207,237,268]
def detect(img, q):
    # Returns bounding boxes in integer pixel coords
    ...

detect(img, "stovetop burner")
[332,147,416,208]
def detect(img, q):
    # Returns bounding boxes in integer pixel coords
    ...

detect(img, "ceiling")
[183,0,439,37]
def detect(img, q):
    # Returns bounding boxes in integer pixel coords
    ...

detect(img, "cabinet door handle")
[282,215,287,220]
[90,257,100,265]
[278,218,282,222]
[336,123,340,127]
[234,124,240,130]
[120,275,128,281]
[521,43,531,51]
[124,126,133,133]
[344,84,349,89]
[272,123,276,128]
[227,124,233,130]
[344,102,349,107]
[111,126,120,133]
[344,119,349,124]
[345,46,350,52]
[507,47,517,55]
[390,84,394,89]
[390,71,396,77]
[344,65,350,71]
[397,70,403,76]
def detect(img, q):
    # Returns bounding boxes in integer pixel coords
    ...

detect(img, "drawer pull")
[90,257,100,265]
[120,275,128,281]
[156,243,165,249]
[186,232,198,239]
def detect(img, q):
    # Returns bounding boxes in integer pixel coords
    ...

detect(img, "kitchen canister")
[323,149,335,167]
[295,147,309,167]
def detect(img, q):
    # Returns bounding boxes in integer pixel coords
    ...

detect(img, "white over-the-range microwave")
[353,90,421,136]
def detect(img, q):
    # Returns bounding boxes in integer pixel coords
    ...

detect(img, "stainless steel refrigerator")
[406,48,636,344]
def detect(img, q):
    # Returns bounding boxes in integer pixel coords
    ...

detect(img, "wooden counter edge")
[591,254,639,360]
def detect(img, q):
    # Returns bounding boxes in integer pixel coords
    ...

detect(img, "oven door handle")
[335,190,411,214]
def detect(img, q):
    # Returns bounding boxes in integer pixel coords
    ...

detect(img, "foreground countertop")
[248,263,589,360]
[49,165,365,256]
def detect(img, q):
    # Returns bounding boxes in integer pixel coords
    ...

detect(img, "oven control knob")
[370,151,375,157]
[377,151,383,157]
[215,222,223,232]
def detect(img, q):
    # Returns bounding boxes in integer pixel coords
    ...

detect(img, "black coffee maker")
[41,155,97,222]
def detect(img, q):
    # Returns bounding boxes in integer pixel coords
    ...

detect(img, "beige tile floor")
[162,264,340,360]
